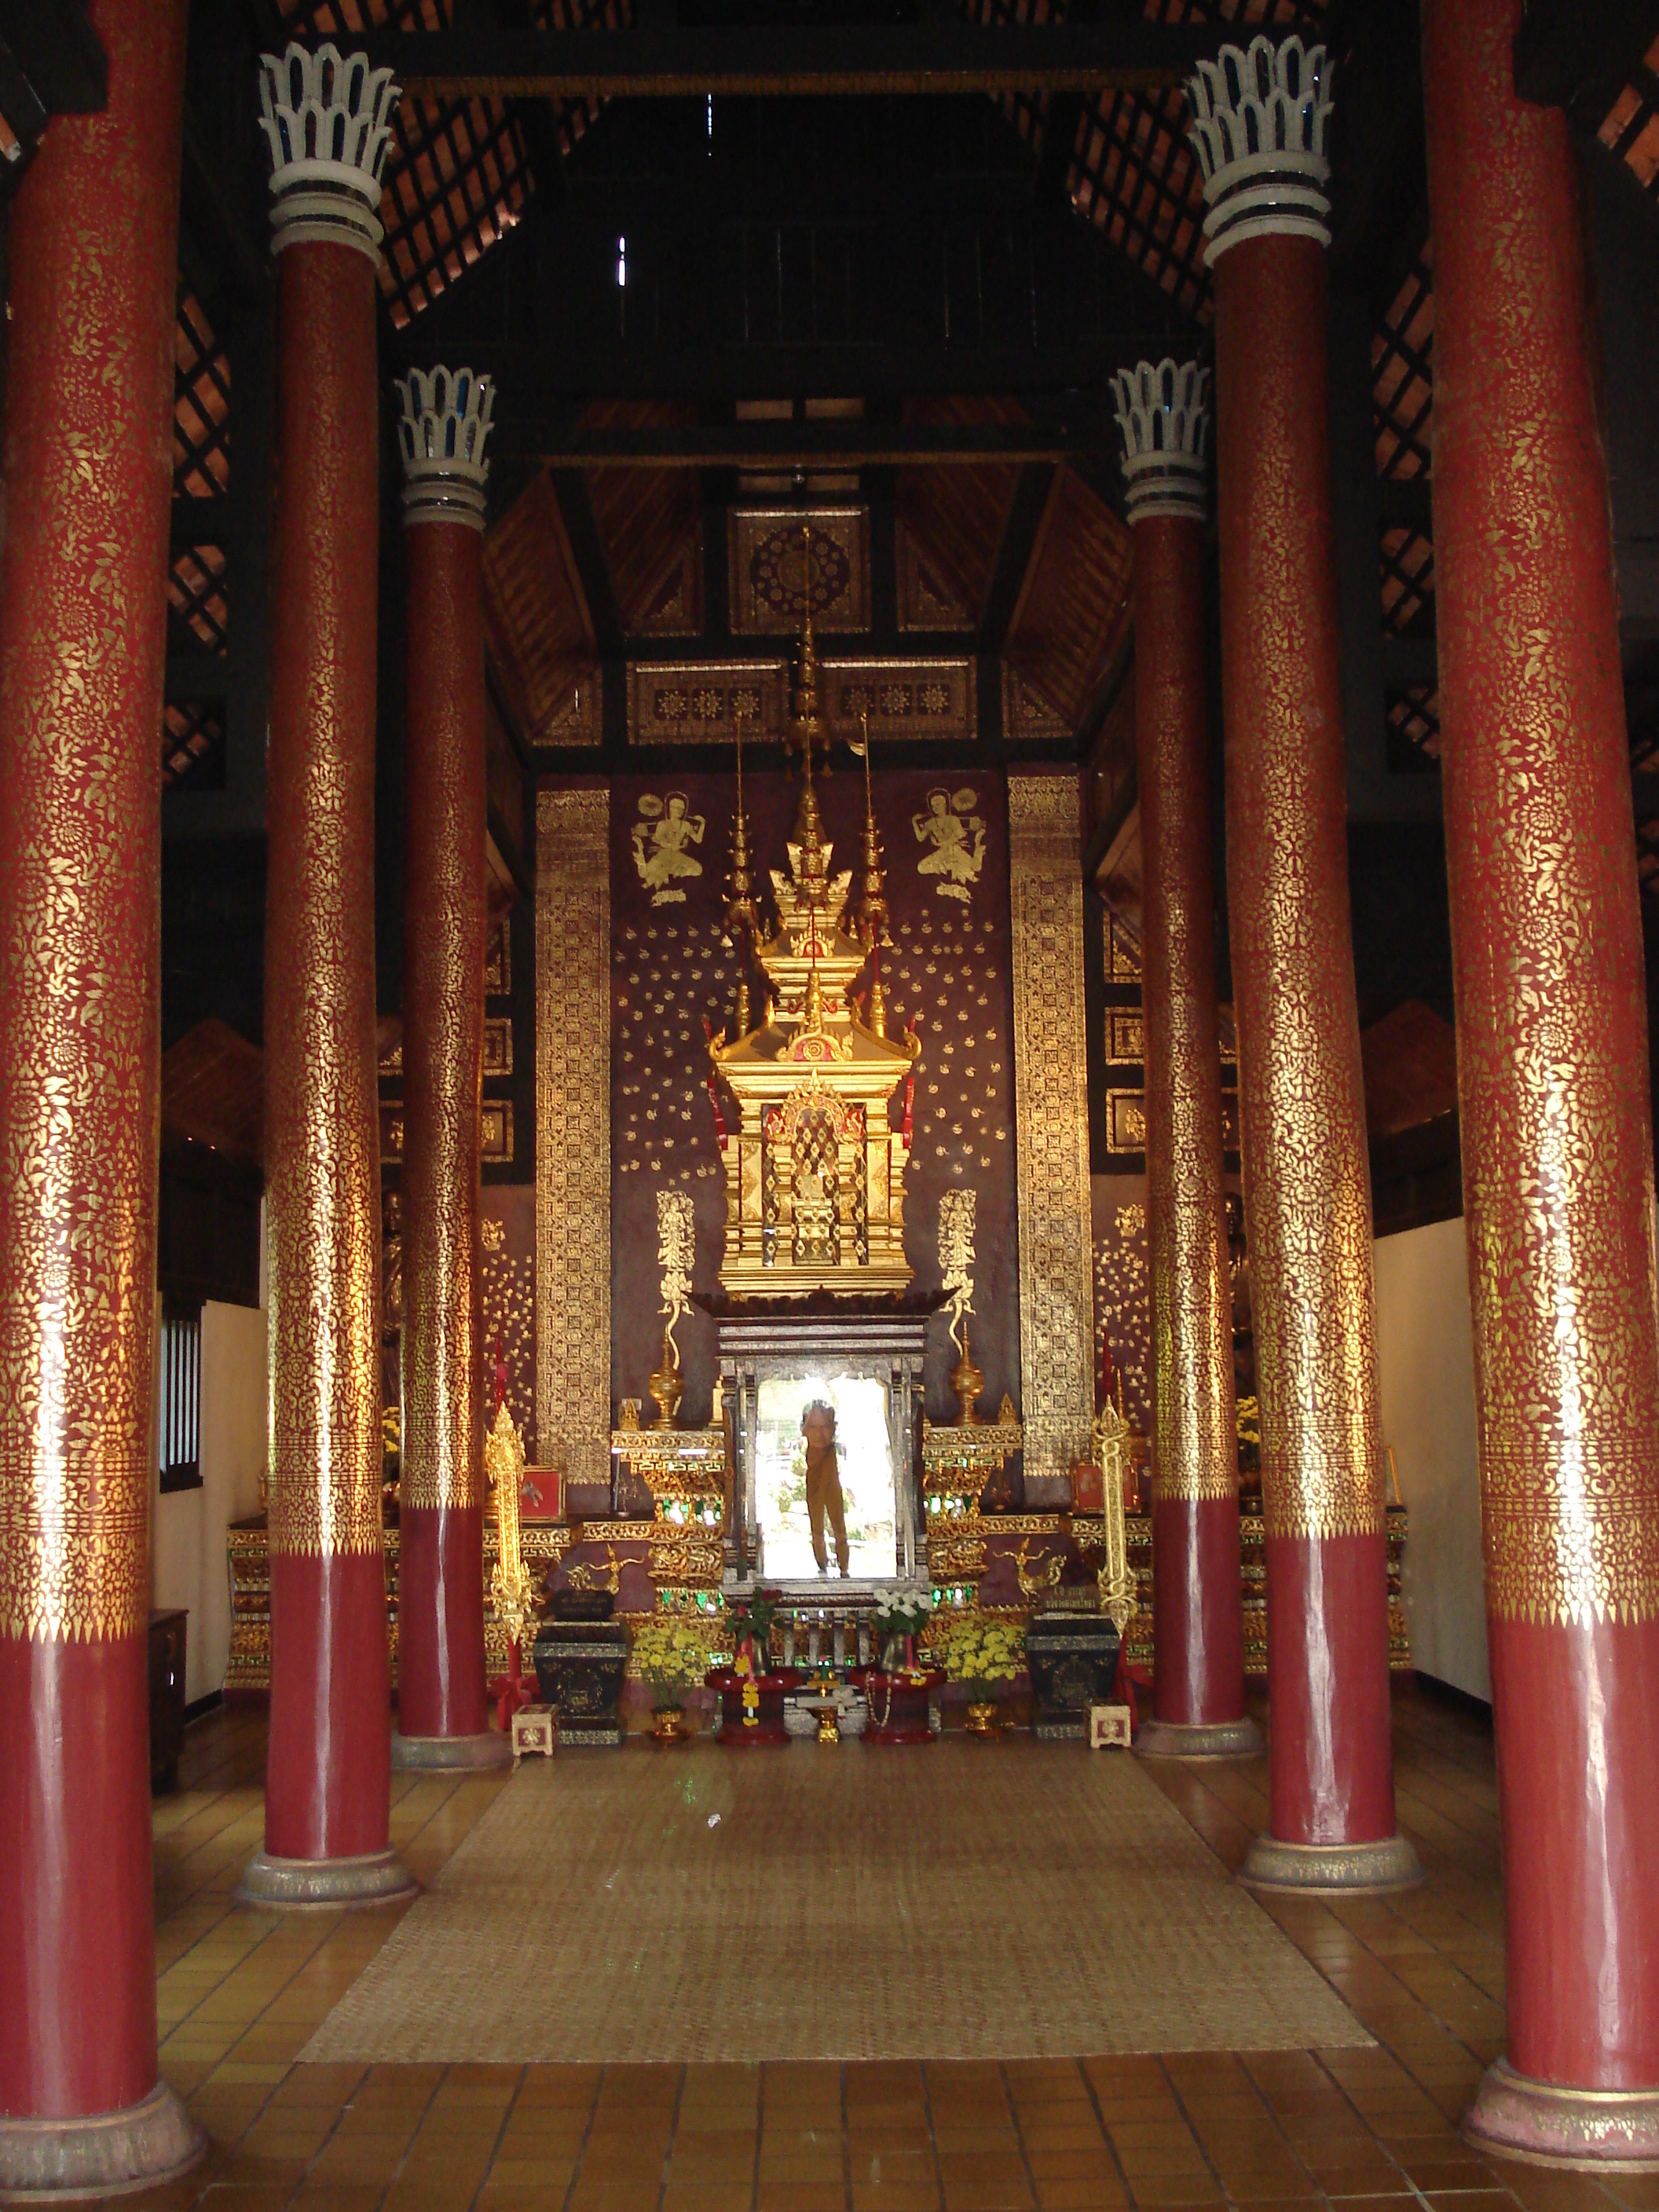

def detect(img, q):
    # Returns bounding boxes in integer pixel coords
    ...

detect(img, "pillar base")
[0,2080,207,2201]
[1240,1832,1424,1895]
[235,1846,419,1911]
[1136,1715,1264,1761]
[1463,2059,1659,2172]
[390,1727,511,1771]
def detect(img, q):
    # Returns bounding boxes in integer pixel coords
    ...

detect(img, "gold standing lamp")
[1089,1395,1138,1634]
[486,1396,537,1725]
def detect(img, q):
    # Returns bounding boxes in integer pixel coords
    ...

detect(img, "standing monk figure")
[802,1400,849,1577]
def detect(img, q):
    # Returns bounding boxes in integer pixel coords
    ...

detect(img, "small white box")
[1089,1702,1133,1750]
[511,1703,557,1763]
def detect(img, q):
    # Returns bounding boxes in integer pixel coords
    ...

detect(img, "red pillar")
[0,0,206,2192]
[237,44,416,1909]
[1188,37,1419,1890]
[391,368,506,1771]
[1424,0,1659,2164]
[1111,363,1258,1762]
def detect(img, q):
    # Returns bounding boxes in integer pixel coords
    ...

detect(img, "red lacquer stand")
[859,1668,945,1745]
[491,1637,535,1732]
[1116,1654,1154,1734]
[708,1668,799,1745]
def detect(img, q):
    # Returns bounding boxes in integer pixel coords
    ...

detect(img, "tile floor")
[107,1684,1641,2212]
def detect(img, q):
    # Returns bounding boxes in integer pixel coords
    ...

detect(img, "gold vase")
[950,1324,984,1426]
[652,1707,690,1745]
[965,1700,999,1738]
[648,1328,684,1431]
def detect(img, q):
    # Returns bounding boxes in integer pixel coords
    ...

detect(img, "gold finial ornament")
[1088,1385,1140,1633]
[850,711,894,1042]
[950,1324,987,1430]
[939,1188,982,1423]
[722,714,764,962]
[648,1331,684,1430]
[650,1190,694,1428]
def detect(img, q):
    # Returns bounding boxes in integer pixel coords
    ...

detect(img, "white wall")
[152,1299,267,1705]
[1372,1216,1491,1702]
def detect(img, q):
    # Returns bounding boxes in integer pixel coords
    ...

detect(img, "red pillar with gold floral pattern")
[1186,37,1419,1890]
[390,367,507,1771]
[0,0,207,2193]
[1423,0,1659,2164]
[1111,361,1258,1762]
[237,42,416,1909]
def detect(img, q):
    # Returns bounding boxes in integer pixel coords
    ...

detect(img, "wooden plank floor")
[104,1683,1647,2212]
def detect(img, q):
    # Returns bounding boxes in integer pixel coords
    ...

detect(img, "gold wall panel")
[628,661,786,745]
[730,506,870,633]
[1105,911,1141,981]
[897,520,972,630]
[485,916,511,995]
[483,1016,514,1077]
[820,657,975,745]
[1106,1088,1147,1154]
[1009,775,1095,1495]
[1002,663,1070,744]
[482,1099,515,1163]
[626,657,974,745]
[536,789,612,1489]
[539,675,602,748]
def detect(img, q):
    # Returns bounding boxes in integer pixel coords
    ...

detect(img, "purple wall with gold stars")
[608,767,1020,1427]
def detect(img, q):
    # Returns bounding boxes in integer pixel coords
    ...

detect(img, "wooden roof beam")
[497,423,1104,468]
[357,20,1215,101]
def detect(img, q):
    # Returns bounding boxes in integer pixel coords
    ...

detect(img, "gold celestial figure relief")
[913,787,986,903]
[709,540,921,1298]
[632,791,706,906]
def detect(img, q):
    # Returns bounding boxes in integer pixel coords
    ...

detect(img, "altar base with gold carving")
[225,1501,1410,1705]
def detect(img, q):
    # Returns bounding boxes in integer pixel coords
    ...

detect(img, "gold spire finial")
[722,712,763,1034]
[850,709,892,1036]
[785,522,831,899]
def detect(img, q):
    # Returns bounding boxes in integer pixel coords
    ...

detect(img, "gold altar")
[708,604,920,1298]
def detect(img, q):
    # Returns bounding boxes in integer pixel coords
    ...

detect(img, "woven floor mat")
[299,1738,1370,2063]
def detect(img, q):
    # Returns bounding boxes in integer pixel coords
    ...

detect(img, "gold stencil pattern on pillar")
[537,789,612,1490]
[398,631,487,1513]
[1141,626,1236,1504]
[1232,972,1383,1540]
[0,16,185,1635]
[1009,776,1094,1485]
[1218,280,1385,1550]
[1435,21,1659,1626]
[266,748,384,1558]
[269,935,384,1558]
